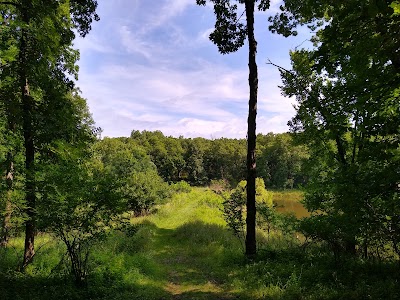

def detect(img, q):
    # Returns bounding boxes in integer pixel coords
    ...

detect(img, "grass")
[1,188,400,299]
[271,190,304,203]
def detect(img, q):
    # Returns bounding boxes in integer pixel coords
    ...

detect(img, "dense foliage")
[0,0,399,295]
[223,178,273,243]
[0,0,100,267]
[130,130,308,189]
[271,0,400,258]
[0,0,169,283]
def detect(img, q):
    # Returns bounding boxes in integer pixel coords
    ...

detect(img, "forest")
[0,0,399,299]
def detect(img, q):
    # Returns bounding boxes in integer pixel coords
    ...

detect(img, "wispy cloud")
[142,0,193,32]
[119,25,153,59]
[78,58,294,138]
[74,35,116,54]
[269,0,283,14]
[74,0,303,138]
[197,27,214,44]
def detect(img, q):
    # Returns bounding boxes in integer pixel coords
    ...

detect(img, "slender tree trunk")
[1,200,12,246]
[245,0,258,258]
[22,100,35,268]
[19,6,36,268]
[22,80,36,268]
[1,151,14,247]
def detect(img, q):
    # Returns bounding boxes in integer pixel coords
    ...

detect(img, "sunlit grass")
[148,188,226,229]
[271,189,303,202]
[1,187,400,299]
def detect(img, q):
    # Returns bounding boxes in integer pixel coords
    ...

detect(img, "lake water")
[274,198,310,219]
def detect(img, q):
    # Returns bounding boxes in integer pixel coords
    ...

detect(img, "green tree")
[38,103,169,285]
[38,143,120,286]
[0,4,21,246]
[271,0,400,256]
[204,138,246,186]
[197,0,270,257]
[258,133,308,189]
[163,137,186,182]
[94,137,170,214]
[223,178,272,249]
[130,130,186,182]
[183,138,208,185]
[0,0,99,267]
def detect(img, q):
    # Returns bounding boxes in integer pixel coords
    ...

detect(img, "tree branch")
[267,58,348,165]
[235,9,245,25]
[0,1,20,8]
[266,58,293,75]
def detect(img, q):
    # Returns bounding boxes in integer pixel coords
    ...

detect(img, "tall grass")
[1,187,399,299]
[271,190,304,203]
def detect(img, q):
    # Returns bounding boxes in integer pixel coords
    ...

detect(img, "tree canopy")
[271,0,400,256]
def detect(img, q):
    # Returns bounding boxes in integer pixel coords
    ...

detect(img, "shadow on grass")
[148,220,248,299]
[0,272,174,300]
[2,220,400,300]
[248,245,400,300]
[0,220,245,300]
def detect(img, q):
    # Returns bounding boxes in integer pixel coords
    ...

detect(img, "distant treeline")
[122,130,309,189]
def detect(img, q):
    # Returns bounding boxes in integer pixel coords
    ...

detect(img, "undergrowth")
[0,188,399,299]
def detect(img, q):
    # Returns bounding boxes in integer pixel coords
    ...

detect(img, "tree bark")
[245,0,258,258]
[19,5,36,268]
[1,151,14,247]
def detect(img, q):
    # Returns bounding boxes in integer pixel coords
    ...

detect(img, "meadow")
[0,188,399,299]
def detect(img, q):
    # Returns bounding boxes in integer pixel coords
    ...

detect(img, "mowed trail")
[144,189,247,300]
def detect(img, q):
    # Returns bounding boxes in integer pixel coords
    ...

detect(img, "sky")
[73,0,312,139]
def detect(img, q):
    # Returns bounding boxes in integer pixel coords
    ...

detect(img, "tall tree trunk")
[245,0,258,258]
[19,6,36,268]
[1,151,14,247]
[22,84,35,268]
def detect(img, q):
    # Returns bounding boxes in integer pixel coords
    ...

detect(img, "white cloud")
[269,0,283,13]
[119,26,153,59]
[77,58,293,138]
[131,0,194,36]
[73,32,116,54]
[74,0,298,138]
[148,117,247,139]
[197,27,214,43]
[257,114,291,134]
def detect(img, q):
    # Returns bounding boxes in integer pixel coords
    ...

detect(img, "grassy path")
[139,189,248,299]
[151,227,234,299]
[0,188,254,300]
[3,188,398,299]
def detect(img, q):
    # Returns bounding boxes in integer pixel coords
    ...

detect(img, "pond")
[274,199,309,218]
[272,191,310,219]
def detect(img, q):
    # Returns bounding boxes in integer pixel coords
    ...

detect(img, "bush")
[209,179,231,194]
[125,171,171,214]
[169,181,191,193]
[223,178,273,243]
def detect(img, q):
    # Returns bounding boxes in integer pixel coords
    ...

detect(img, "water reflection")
[274,198,309,219]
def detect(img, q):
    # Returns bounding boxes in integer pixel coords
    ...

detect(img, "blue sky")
[74,0,312,138]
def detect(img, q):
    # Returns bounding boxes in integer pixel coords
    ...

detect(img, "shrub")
[209,179,231,194]
[223,178,273,244]
[169,181,191,193]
